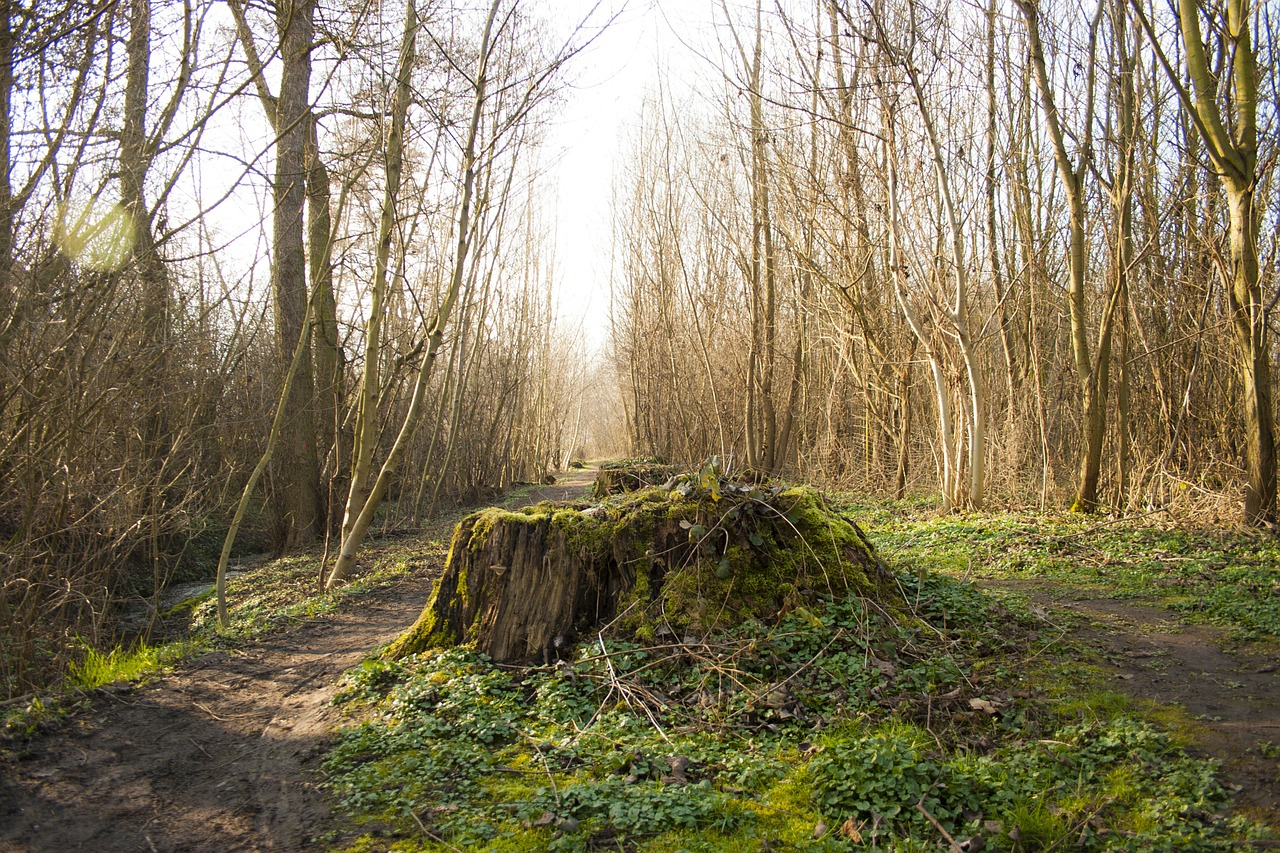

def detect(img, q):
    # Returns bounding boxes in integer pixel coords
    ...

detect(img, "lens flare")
[53,200,137,272]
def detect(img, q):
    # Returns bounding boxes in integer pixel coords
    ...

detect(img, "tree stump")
[590,458,678,499]
[386,478,899,663]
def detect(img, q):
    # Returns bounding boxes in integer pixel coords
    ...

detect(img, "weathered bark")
[307,114,342,530]
[270,0,321,549]
[387,483,896,662]
[591,460,678,498]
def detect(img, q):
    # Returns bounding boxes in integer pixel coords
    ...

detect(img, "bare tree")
[1132,0,1275,524]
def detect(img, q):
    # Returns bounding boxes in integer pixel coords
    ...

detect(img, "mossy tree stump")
[590,458,679,499]
[387,479,898,663]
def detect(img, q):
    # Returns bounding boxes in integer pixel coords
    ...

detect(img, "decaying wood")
[590,459,678,499]
[387,482,898,663]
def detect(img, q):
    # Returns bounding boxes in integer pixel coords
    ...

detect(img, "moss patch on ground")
[325,498,1275,851]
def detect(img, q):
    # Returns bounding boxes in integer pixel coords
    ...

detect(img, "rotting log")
[386,480,899,663]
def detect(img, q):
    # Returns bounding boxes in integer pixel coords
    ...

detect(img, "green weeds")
[66,640,190,689]
[848,504,1280,641]
[324,562,1269,850]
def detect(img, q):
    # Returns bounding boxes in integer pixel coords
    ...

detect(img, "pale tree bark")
[985,0,1019,411]
[1131,0,1273,524]
[723,0,783,473]
[822,3,914,493]
[338,0,418,566]
[860,0,987,509]
[900,53,987,510]
[327,0,503,588]
[879,86,960,510]
[1019,0,1124,513]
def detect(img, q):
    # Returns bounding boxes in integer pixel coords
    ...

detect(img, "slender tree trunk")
[1112,0,1136,505]
[896,22,987,509]
[1020,0,1115,513]
[985,0,1017,410]
[338,0,417,556]
[1133,0,1274,523]
[327,0,501,588]
[1226,181,1274,522]
[0,3,13,344]
[307,116,342,532]
[881,93,958,511]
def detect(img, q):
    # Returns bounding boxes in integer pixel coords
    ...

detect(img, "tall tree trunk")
[1133,0,1274,523]
[337,0,416,559]
[0,2,13,344]
[985,0,1018,411]
[1111,0,1136,505]
[307,116,342,533]
[1019,0,1116,513]
[120,0,171,432]
[270,0,321,549]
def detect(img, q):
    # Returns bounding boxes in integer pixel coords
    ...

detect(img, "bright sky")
[546,0,717,350]
[186,1,722,352]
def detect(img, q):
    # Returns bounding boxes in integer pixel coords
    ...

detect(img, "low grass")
[66,641,193,690]
[322,497,1277,851]
[851,501,1280,642]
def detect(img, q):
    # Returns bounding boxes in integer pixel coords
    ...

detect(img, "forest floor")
[0,470,596,852]
[983,579,1280,821]
[1,476,1277,851]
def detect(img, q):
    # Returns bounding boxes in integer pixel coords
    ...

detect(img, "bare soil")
[0,470,595,853]
[988,578,1280,826]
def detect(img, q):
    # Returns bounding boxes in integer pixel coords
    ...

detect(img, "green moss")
[383,582,456,660]
[390,474,900,661]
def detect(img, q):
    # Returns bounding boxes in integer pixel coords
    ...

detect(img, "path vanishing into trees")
[2,477,1277,850]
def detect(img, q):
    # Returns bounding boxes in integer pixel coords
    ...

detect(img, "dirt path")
[988,579,1280,823]
[0,470,595,852]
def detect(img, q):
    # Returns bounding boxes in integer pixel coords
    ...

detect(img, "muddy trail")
[0,470,595,853]
[987,578,1280,824]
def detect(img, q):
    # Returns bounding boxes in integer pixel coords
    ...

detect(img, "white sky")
[186,1,722,352]
[545,0,718,350]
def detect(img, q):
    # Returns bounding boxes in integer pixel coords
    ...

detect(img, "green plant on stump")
[385,466,897,662]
